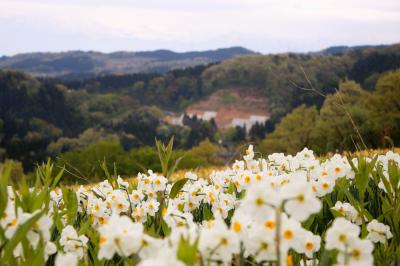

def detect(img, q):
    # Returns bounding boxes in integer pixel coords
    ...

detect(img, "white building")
[187,110,217,121]
[231,115,269,132]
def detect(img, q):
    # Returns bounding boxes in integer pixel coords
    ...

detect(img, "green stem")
[275,206,282,266]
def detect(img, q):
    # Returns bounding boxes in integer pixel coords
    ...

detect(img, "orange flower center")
[264,220,276,230]
[283,230,293,240]
[305,242,313,251]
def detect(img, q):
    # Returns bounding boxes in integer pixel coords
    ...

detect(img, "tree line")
[1,44,400,182]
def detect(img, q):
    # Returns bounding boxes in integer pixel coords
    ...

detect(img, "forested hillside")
[1,44,400,181]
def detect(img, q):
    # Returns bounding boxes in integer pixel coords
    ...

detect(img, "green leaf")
[329,209,344,218]
[100,159,115,188]
[177,236,199,266]
[169,178,189,199]
[61,187,78,225]
[31,187,49,211]
[167,156,183,180]
[318,249,337,266]
[378,168,394,202]
[156,137,175,177]
[228,181,235,195]
[161,219,171,236]
[202,205,213,220]
[388,160,399,194]
[30,238,45,266]
[354,157,370,198]
[78,219,92,235]
[0,163,11,220]
[51,166,65,189]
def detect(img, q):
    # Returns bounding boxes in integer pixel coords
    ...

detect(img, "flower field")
[1,142,399,266]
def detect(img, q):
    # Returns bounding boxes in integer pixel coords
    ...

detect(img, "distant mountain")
[0,47,255,78]
[312,44,389,55]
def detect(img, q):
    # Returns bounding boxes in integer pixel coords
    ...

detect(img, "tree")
[249,122,267,140]
[190,139,225,165]
[369,69,400,146]
[47,128,117,155]
[0,70,84,170]
[259,105,318,155]
[311,81,379,153]
[184,117,218,148]
[113,106,164,146]
[58,140,134,183]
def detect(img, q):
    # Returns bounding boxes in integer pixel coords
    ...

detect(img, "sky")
[1,0,399,56]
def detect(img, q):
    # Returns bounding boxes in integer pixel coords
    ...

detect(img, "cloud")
[0,0,399,54]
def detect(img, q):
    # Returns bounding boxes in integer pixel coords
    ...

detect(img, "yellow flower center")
[352,249,361,260]
[339,234,347,242]
[297,194,305,202]
[11,219,17,226]
[207,220,213,228]
[99,217,107,224]
[255,197,264,206]
[220,237,228,245]
[99,235,107,245]
[260,242,269,250]
[233,222,241,233]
